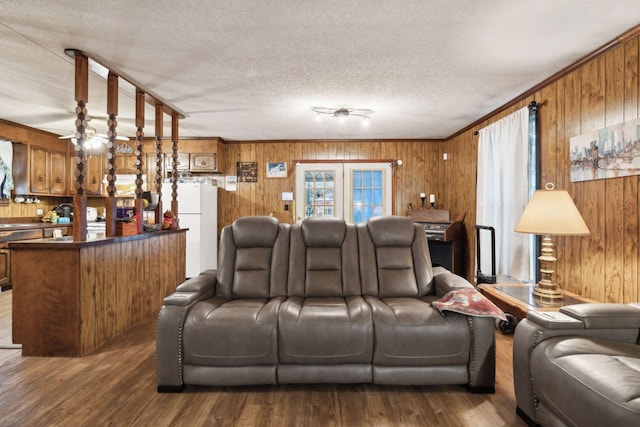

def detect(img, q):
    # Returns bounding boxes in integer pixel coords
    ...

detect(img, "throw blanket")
[0,140,14,200]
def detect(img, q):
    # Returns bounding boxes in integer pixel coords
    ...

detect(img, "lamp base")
[532,282,564,304]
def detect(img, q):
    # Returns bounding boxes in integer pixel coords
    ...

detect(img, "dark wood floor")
[0,290,526,426]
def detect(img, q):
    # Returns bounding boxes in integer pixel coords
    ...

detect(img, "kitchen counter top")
[0,222,67,230]
[0,222,72,244]
[8,227,187,249]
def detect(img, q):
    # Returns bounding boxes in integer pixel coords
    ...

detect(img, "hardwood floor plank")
[0,290,526,426]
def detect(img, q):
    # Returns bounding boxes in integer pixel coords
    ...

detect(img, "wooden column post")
[155,104,164,225]
[134,92,145,235]
[105,72,119,237]
[72,53,88,242]
[171,112,180,217]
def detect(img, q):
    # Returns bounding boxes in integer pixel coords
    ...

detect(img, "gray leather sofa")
[157,215,497,392]
[513,303,640,426]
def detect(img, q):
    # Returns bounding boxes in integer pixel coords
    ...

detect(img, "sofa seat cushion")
[532,336,640,426]
[278,296,373,364]
[183,296,284,366]
[365,296,470,366]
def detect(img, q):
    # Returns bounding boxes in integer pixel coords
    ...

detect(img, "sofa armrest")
[175,272,217,297]
[432,269,474,296]
[560,303,640,328]
[156,273,217,392]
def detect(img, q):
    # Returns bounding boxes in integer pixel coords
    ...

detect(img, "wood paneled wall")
[446,34,640,303]
[218,139,445,229]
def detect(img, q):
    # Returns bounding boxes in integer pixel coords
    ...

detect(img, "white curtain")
[476,107,531,282]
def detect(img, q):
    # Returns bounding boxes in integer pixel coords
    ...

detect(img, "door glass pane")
[350,168,385,224]
[304,169,335,219]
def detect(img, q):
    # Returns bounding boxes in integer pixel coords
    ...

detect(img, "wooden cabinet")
[85,155,103,195]
[68,154,103,195]
[189,153,217,171]
[164,152,190,172]
[29,145,49,194]
[50,150,67,194]
[30,145,67,195]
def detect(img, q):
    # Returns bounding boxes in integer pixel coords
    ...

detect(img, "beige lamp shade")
[515,188,590,236]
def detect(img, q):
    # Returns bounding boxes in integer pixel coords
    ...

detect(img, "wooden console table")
[478,283,597,320]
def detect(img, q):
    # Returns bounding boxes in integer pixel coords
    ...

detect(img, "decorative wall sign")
[267,162,287,178]
[116,142,134,154]
[570,117,640,182]
[237,162,258,182]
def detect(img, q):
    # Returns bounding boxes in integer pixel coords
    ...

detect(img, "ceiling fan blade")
[58,134,75,139]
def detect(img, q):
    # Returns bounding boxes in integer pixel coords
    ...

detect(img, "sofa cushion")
[217,216,289,298]
[183,296,284,366]
[232,215,280,247]
[278,296,373,364]
[288,218,362,297]
[301,216,346,247]
[532,336,640,426]
[359,216,434,297]
[365,295,470,366]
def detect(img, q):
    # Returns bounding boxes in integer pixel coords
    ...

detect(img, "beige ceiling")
[1,1,639,141]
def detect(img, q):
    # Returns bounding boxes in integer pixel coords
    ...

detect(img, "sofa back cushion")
[288,217,361,297]
[217,216,290,298]
[359,215,434,297]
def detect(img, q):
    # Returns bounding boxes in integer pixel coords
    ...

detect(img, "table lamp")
[514,183,590,302]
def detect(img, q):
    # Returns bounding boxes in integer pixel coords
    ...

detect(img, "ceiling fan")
[311,107,373,119]
[58,116,129,148]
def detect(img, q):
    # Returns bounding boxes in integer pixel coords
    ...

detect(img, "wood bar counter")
[9,229,187,356]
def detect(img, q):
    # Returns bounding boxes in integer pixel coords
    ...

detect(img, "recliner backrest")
[359,215,434,297]
[287,217,361,297]
[217,216,290,298]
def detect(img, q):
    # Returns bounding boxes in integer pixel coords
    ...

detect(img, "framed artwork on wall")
[570,117,640,182]
[267,162,287,178]
[237,162,258,182]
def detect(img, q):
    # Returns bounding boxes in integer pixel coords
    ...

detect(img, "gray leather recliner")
[513,303,640,426]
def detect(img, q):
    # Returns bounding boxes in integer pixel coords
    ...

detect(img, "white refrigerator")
[162,181,217,278]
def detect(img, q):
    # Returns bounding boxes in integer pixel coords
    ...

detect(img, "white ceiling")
[0,1,639,141]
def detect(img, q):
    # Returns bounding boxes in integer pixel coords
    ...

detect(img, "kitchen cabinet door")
[29,145,50,194]
[190,153,216,171]
[85,155,103,195]
[50,150,67,194]
[165,152,189,173]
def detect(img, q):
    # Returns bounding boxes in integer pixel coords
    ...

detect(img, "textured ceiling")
[0,1,639,141]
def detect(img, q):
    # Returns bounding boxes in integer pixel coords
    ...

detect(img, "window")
[295,162,392,223]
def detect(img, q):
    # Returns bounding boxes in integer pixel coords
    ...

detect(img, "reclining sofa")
[157,215,497,392]
[513,303,640,426]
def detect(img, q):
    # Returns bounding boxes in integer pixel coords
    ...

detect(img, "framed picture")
[570,117,640,182]
[267,162,287,178]
[237,162,258,183]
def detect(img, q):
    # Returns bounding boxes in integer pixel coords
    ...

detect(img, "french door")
[295,162,392,224]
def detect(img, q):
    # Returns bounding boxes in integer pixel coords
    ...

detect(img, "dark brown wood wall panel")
[444,35,640,303]
[219,140,443,234]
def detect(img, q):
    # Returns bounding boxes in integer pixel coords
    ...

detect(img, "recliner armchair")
[513,303,640,426]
